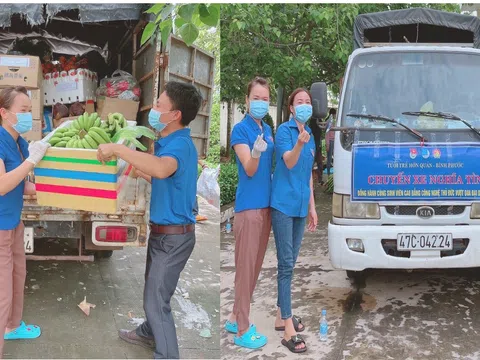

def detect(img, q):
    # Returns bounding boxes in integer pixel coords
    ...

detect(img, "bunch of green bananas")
[72,112,102,132]
[46,111,156,151]
[48,126,111,149]
[100,113,127,138]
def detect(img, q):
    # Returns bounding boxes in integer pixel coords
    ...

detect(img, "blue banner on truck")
[351,143,480,201]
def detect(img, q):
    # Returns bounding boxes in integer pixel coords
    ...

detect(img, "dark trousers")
[327,140,334,174]
[136,230,196,359]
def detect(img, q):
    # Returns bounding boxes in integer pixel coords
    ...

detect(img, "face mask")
[294,104,313,124]
[148,109,173,132]
[7,112,33,134]
[249,100,269,120]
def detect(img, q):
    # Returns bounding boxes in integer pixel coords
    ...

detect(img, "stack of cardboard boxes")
[0,54,43,141]
[0,54,141,143]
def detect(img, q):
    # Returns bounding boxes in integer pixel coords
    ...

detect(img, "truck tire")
[94,250,114,259]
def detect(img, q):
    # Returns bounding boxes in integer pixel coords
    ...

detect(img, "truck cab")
[322,8,480,280]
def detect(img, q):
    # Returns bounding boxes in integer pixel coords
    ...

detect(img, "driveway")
[221,188,480,360]
[5,197,220,359]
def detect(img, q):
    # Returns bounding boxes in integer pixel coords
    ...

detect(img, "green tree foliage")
[220,4,462,204]
[207,102,220,164]
[194,24,220,164]
[219,162,238,206]
[221,3,461,105]
[142,3,220,46]
[195,26,220,100]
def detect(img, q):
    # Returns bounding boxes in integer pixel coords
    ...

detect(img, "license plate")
[397,233,453,251]
[24,227,34,254]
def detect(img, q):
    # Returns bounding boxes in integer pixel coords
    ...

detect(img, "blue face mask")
[249,100,269,120]
[148,109,173,132]
[8,112,33,134]
[294,104,313,124]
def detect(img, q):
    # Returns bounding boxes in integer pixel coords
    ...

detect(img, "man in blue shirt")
[97,82,202,359]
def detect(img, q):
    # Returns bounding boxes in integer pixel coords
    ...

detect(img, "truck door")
[131,22,215,158]
[162,34,215,158]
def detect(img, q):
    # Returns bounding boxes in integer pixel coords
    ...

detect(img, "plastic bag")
[96,70,141,101]
[197,165,220,209]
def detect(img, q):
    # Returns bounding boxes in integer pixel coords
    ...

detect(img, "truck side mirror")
[311,82,328,119]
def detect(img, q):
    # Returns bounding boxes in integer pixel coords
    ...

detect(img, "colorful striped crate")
[34,120,134,214]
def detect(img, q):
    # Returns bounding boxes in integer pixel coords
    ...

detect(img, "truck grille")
[385,205,465,216]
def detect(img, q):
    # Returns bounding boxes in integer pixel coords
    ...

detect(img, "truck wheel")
[94,250,114,259]
[346,270,367,286]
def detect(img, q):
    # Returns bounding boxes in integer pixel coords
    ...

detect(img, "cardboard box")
[43,69,97,106]
[34,120,136,214]
[85,100,95,114]
[22,119,42,142]
[97,97,139,121]
[27,89,44,119]
[0,55,42,89]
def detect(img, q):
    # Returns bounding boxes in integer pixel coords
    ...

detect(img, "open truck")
[315,8,480,281]
[0,4,215,261]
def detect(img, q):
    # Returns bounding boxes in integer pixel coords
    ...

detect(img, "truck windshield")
[342,51,480,131]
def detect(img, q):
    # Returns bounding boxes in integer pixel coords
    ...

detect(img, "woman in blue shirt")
[0,87,50,357]
[224,77,274,349]
[271,88,318,353]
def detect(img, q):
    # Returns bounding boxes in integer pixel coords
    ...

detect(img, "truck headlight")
[471,203,480,218]
[332,193,380,219]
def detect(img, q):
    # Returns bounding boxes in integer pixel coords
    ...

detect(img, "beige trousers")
[232,209,271,333]
[0,222,26,358]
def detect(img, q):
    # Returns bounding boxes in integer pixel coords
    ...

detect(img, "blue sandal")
[224,320,238,334]
[4,321,41,340]
[225,321,257,335]
[233,325,267,349]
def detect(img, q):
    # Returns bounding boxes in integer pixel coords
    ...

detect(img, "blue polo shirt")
[231,114,274,213]
[0,127,29,230]
[271,118,316,218]
[150,128,197,226]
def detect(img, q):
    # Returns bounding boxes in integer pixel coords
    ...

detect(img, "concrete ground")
[5,197,220,359]
[221,186,480,360]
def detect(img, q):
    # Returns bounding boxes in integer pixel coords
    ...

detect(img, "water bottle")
[225,217,232,233]
[319,309,328,341]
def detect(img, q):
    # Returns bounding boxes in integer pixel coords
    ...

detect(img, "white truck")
[0,5,215,260]
[319,8,480,281]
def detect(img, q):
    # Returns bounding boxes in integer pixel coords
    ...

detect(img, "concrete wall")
[220,102,278,149]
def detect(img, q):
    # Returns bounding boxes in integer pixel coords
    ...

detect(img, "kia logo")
[417,206,434,219]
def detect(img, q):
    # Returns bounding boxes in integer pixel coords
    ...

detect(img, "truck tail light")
[95,226,137,243]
